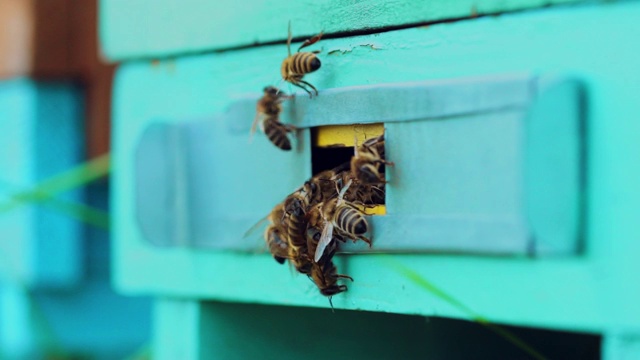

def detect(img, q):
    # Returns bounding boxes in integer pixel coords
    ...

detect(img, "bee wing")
[249,113,263,143]
[338,179,352,201]
[243,214,270,239]
[315,222,335,263]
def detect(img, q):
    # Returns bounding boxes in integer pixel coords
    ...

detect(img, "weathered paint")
[112,2,640,334]
[99,0,583,61]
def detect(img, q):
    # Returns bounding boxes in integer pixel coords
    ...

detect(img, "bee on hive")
[310,250,353,309]
[281,22,323,98]
[282,193,313,275]
[245,201,291,265]
[315,179,372,262]
[264,224,289,264]
[252,85,296,151]
[351,134,394,185]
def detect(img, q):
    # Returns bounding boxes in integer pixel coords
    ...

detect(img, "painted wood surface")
[112,3,640,333]
[99,0,582,61]
[0,80,84,288]
[132,76,583,255]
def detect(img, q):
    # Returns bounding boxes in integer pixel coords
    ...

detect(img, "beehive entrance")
[310,123,387,213]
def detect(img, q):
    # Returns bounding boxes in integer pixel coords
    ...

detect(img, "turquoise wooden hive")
[101,1,640,358]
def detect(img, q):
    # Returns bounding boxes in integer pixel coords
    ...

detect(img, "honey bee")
[265,225,289,264]
[252,86,296,151]
[283,194,309,251]
[281,22,323,98]
[315,180,371,262]
[288,249,313,275]
[244,202,290,263]
[353,183,385,205]
[351,134,393,185]
[311,258,353,309]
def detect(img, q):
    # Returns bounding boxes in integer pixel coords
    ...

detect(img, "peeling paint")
[328,43,383,55]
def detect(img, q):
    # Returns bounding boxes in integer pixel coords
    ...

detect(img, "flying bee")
[265,225,289,264]
[252,86,296,151]
[315,180,371,262]
[281,22,323,98]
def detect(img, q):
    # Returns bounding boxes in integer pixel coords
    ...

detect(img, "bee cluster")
[262,136,391,304]
[249,23,393,305]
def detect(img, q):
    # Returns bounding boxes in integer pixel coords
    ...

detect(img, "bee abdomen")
[291,52,321,75]
[287,217,308,248]
[263,117,292,151]
[335,207,368,236]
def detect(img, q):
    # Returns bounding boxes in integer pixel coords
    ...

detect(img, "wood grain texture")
[112,3,640,332]
[99,0,582,61]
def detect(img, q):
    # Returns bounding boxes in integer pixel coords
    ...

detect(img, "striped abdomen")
[334,205,368,237]
[284,197,308,250]
[282,52,321,78]
[262,117,292,150]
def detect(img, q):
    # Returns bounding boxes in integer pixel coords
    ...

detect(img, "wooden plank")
[111,3,640,332]
[0,80,84,288]
[99,0,583,61]
[132,75,581,255]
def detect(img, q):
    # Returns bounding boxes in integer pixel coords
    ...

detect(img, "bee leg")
[360,235,373,247]
[298,80,319,97]
[378,159,395,166]
[297,32,324,52]
[275,94,292,103]
[250,113,263,139]
[287,21,293,57]
[337,274,354,282]
[283,124,298,132]
[290,81,314,98]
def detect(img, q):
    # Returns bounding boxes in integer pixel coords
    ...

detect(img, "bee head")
[284,197,305,216]
[321,285,348,297]
[263,86,279,95]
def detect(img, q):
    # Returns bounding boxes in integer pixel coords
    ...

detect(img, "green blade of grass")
[0,154,110,213]
[381,255,548,360]
[39,197,111,230]
[122,343,152,360]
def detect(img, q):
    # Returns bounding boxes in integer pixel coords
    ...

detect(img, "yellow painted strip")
[314,123,384,147]
[358,205,386,215]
